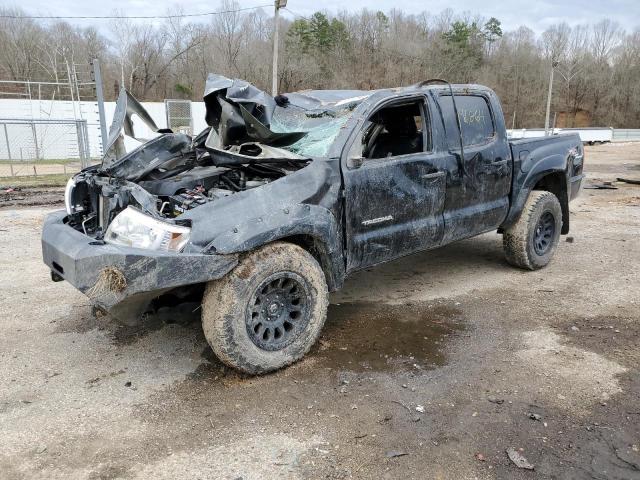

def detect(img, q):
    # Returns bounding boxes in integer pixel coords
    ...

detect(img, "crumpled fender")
[209,203,341,255]
[178,159,346,289]
[208,202,345,291]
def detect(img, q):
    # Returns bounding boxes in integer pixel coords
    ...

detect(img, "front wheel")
[503,190,563,270]
[202,242,328,375]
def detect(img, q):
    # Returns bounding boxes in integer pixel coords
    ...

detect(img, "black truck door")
[342,97,446,272]
[436,93,512,243]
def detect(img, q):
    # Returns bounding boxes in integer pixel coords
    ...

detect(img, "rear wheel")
[503,191,562,270]
[202,242,328,375]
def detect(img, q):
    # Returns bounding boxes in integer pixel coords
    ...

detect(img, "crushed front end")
[42,76,362,322]
[43,133,307,322]
[42,210,238,323]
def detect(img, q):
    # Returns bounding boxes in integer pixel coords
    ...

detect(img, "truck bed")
[509,133,582,174]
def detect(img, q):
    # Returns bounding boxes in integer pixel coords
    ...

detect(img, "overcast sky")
[8,0,640,34]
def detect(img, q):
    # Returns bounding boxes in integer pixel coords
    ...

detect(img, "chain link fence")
[0,118,90,179]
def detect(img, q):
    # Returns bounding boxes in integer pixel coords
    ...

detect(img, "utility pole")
[272,0,287,96]
[544,60,559,136]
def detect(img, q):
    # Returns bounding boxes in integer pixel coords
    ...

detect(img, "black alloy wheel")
[246,272,310,351]
[533,211,556,256]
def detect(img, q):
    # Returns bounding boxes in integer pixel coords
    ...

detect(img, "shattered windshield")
[203,74,370,159]
[270,104,358,157]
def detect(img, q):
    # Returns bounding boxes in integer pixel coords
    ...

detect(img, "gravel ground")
[0,144,639,479]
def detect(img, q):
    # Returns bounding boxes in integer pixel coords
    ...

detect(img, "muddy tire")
[503,190,562,270]
[202,242,328,375]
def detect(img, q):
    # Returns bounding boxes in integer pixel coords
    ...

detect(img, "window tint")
[358,101,425,160]
[439,95,494,148]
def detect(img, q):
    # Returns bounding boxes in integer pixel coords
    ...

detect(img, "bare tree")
[1,6,639,128]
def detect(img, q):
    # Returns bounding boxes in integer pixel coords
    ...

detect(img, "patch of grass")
[0,173,71,188]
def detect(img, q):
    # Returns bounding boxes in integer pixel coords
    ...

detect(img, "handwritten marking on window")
[459,109,486,125]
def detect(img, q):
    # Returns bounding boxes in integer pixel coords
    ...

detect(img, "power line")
[282,7,309,21]
[0,4,271,20]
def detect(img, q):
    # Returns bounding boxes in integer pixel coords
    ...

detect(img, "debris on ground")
[616,177,640,185]
[385,450,409,458]
[0,186,64,208]
[475,452,486,461]
[528,412,542,421]
[506,447,535,470]
[488,397,505,405]
[415,405,426,413]
[566,236,575,243]
[391,400,421,421]
[584,182,618,190]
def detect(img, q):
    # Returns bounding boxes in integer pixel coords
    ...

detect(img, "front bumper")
[41,210,238,323]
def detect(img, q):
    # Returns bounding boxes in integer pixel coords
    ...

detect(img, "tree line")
[1,2,639,128]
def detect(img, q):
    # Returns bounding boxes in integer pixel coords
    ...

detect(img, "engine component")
[245,179,268,189]
[168,187,209,214]
[208,188,233,199]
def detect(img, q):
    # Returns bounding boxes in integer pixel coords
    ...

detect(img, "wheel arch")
[502,157,570,234]
[208,204,345,292]
[273,234,345,292]
[532,171,569,234]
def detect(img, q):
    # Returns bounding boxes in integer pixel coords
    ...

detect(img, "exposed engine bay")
[64,74,364,241]
[66,140,307,237]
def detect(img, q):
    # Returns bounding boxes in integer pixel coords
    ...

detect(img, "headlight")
[105,207,191,252]
[64,177,76,214]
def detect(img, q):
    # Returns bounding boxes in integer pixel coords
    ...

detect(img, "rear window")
[440,95,495,148]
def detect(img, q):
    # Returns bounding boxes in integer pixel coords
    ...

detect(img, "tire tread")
[202,242,328,375]
[503,190,561,270]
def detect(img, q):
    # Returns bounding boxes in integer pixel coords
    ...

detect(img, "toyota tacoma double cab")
[42,75,584,374]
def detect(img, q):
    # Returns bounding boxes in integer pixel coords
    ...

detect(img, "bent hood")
[99,76,371,179]
[102,89,162,169]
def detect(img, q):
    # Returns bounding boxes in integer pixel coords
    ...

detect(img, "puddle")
[316,302,463,372]
[59,299,462,376]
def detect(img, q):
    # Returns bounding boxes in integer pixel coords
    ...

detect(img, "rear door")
[342,96,447,272]
[435,93,512,243]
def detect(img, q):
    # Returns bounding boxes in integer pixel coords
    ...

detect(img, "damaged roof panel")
[203,74,371,158]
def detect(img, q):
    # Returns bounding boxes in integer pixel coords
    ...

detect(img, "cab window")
[440,95,495,148]
[359,101,426,159]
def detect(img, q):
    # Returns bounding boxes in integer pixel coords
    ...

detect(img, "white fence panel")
[5,95,639,162]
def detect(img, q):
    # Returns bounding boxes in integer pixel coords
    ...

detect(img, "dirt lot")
[0,144,639,479]
[1,187,64,209]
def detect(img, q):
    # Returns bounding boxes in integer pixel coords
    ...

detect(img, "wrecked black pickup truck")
[42,75,584,374]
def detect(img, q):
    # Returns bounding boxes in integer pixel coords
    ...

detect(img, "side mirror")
[347,156,364,169]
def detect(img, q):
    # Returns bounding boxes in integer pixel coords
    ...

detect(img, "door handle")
[482,160,509,173]
[490,158,509,166]
[421,171,446,180]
